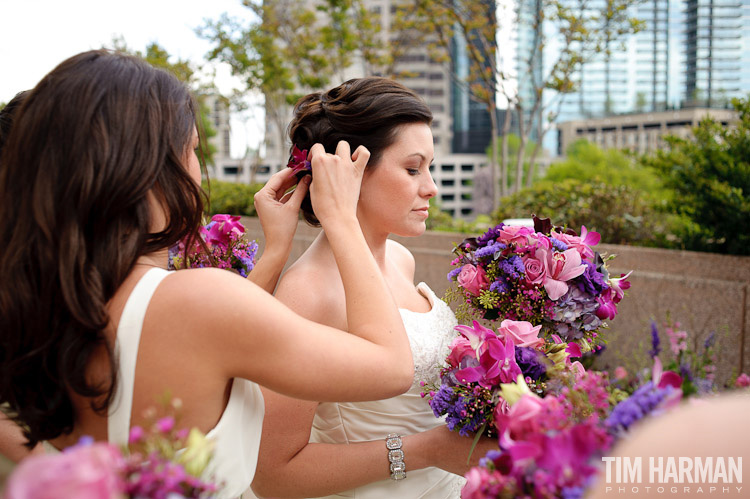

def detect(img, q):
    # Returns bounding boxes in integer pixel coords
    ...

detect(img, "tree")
[109,37,219,164]
[404,0,642,209]
[644,98,750,255]
[198,0,387,163]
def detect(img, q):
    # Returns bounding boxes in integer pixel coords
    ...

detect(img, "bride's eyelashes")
[407,168,420,176]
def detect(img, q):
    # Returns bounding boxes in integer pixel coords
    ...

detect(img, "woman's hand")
[249,169,310,293]
[308,141,370,227]
[254,168,310,253]
[406,425,500,476]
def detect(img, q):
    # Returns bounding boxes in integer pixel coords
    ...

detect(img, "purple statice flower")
[576,261,607,296]
[550,238,569,252]
[476,224,505,247]
[515,347,547,380]
[428,383,456,419]
[648,321,661,358]
[479,449,504,468]
[606,382,673,433]
[561,487,585,499]
[475,242,506,259]
[499,255,525,279]
[490,279,509,294]
[704,331,716,351]
[447,267,463,281]
[693,377,715,395]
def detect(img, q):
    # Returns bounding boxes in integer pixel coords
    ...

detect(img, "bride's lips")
[413,207,429,217]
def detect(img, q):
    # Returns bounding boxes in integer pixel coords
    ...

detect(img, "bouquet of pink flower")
[424,319,587,438]
[169,214,258,277]
[5,400,218,499]
[446,216,631,353]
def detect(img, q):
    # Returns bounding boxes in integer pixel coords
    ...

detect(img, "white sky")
[0,0,264,156]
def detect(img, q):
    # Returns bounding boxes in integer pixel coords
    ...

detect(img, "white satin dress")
[309,282,466,498]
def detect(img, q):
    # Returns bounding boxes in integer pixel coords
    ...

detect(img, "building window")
[461,208,473,216]
[441,164,455,172]
[461,164,474,172]
[441,179,455,186]
[429,72,444,80]
[258,165,270,174]
[223,166,239,175]
[430,104,445,113]
[441,194,455,201]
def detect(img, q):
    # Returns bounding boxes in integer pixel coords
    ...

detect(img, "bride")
[251,77,496,498]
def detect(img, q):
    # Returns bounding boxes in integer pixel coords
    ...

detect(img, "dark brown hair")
[0,50,204,446]
[0,90,29,154]
[288,77,432,226]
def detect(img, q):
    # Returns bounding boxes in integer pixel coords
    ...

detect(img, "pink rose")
[497,319,543,348]
[522,253,546,285]
[457,264,489,296]
[614,366,628,380]
[6,442,124,499]
[735,373,750,388]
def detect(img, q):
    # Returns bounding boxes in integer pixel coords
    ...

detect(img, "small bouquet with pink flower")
[423,318,588,439]
[5,399,219,499]
[446,216,631,353]
[169,214,258,277]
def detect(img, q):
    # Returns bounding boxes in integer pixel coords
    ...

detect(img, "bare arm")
[251,249,497,498]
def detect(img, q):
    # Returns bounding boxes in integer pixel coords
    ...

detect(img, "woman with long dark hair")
[0,50,413,498]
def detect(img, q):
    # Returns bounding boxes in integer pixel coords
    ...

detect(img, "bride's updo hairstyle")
[0,50,205,447]
[288,77,432,226]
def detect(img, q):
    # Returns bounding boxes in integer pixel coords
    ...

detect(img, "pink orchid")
[565,342,582,359]
[552,226,601,260]
[570,361,586,380]
[538,247,586,300]
[457,264,489,296]
[287,144,312,174]
[201,214,244,249]
[608,271,632,303]
[454,321,497,356]
[497,319,543,348]
[454,334,522,388]
[595,288,618,320]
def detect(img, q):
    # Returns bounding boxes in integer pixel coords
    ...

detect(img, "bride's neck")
[319,224,388,270]
[135,248,169,270]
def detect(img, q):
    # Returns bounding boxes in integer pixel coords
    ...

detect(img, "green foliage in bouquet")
[202,180,264,217]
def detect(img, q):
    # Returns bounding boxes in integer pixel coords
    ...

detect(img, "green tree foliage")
[493,179,673,247]
[545,139,664,195]
[202,180,264,217]
[109,38,219,164]
[643,98,750,255]
[198,0,386,161]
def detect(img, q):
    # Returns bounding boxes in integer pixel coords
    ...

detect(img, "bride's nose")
[421,173,438,199]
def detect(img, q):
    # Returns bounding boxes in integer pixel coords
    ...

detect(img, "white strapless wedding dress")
[309,282,466,498]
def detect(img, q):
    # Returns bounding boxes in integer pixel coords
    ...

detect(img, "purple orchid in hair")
[287,144,312,175]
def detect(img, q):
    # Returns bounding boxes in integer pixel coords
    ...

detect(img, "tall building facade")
[522,0,750,155]
[252,0,496,219]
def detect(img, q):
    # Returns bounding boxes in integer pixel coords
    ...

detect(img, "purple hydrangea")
[515,347,547,380]
[552,287,602,341]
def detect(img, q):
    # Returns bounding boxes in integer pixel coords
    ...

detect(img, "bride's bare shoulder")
[387,239,416,279]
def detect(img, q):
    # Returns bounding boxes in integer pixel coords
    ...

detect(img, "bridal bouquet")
[169,214,258,277]
[446,216,631,353]
[5,400,219,498]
